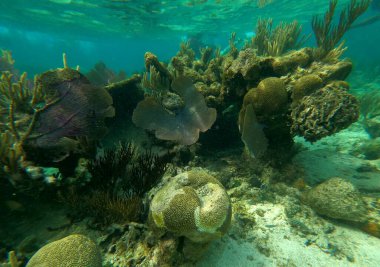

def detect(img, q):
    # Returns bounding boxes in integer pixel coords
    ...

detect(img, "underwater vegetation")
[64,142,170,225]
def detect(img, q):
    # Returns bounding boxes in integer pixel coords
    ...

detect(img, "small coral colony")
[1,0,379,266]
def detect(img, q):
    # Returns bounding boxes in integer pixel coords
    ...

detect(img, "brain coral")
[291,74,323,103]
[26,234,102,267]
[303,177,368,223]
[291,84,359,142]
[245,77,288,116]
[150,169,231,243]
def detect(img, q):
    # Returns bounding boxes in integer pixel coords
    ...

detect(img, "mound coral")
[291,83,359,142]
[303,177,368,223]
[149,169,231,243]
[26,234,102,267]
[132,76,216,145]
[291,74,323,103]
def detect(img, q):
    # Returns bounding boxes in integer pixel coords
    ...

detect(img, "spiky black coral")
[66,142,170,225]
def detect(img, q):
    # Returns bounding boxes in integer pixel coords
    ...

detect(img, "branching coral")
[0,71,41,175]
[251,18,309,56]
[257,0,273,8]
[312,0,370,57]
[0,49,15,72]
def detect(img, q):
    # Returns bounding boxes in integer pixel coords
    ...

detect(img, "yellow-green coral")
[292,74,323,103]
[244,77,288,116]
[150,169,231,243]
[26,234,102,267]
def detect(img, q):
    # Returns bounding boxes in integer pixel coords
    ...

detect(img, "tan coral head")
[150,169,231,243]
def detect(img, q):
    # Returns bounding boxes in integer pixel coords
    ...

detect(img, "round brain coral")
[246,77,288,116]
[26,234,102,267]
[150,169,231,243]
[292,74,323,103]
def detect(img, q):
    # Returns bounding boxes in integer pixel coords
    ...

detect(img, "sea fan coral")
[23,68,115,162]
[132,76,217,145]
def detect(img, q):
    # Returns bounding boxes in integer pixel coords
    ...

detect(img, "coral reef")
[126,16,359,158]
[303,177,368,223]
[149,169,231,243]
[26,234,102,267]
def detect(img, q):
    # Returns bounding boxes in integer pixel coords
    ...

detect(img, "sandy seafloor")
[3,108,380,267]
[197,121,380,267]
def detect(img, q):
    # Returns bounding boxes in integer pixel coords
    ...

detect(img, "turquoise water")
[1,1,380,266]
[1,0,379,75]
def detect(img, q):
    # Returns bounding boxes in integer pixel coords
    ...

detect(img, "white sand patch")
[197,203,380,267]
[293,123,380,192]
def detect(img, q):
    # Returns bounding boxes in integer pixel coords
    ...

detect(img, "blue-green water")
[1,0,379,75]
[1,1,380,266]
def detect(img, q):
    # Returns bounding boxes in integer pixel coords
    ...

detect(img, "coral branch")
[312,0,370,55]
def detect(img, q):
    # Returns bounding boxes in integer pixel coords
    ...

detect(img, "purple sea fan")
[132,76,217,145]
[24,68,115,162]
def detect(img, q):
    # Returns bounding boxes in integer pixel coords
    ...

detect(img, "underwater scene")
[1,0,380,266]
